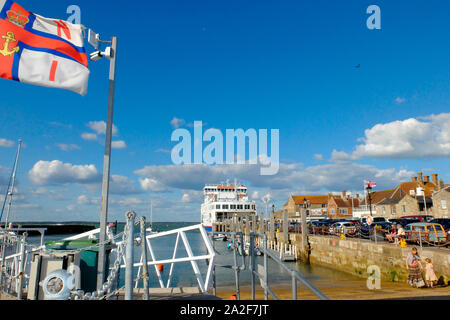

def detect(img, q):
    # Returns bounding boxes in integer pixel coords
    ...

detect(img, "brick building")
[327,191,360,219]
[432,186,450,218]
[283,195,329,218]
[370,172,443,218]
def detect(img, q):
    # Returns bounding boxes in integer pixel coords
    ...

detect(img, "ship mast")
[1,139,22,228]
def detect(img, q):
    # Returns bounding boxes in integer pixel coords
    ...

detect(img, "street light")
[87,29,119,291]
[366,185,373,217]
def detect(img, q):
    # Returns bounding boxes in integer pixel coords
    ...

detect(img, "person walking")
[406,247,425,288]
[424,258,438,288]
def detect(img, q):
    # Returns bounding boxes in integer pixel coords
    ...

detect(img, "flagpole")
[97,36,118,291]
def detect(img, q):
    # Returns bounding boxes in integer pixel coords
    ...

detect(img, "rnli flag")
[0,0,89,95]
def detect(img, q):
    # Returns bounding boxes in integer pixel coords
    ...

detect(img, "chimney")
[439,179,445,190]
[341,190,346,199]
[432,173,438,186]
[424,175,430,183]
[417,172,423,183]
[412,176,417,182]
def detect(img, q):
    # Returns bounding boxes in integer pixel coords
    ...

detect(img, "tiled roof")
[378,198,402,205]
[291,195,329,205]
[391,181,436,198]
[332,196,360,208]
[360,189,396,205]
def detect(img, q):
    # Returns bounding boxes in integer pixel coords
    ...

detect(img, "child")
[425,258,438,288]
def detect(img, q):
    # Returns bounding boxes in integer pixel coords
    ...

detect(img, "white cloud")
[56,143,81,151]
[139,178,168,192]
[81,133,98,141]
[395,97,406,104]
[112,140,127,149]
[109,175,142,195]
[170,117,185,129]
[116,197,145,207]
[0,138,14,147]
[134,161,413,194]
[87,121,118,136]
[180,190,203,203]
[346,113,450,159]
[314,154,324,161]
[77,195,100,205]
[28,160,100,186]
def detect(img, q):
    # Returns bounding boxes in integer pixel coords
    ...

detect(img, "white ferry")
[201,183,257,232]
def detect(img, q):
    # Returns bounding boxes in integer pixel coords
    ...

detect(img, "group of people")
[386,223,406,244]
[406,247,438,288]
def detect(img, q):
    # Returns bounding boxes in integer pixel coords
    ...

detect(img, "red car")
[400,215,434,222]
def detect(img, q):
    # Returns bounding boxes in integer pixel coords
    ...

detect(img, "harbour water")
[25,222,361,290]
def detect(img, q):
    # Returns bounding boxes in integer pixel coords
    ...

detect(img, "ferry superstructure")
[201,183,257,232]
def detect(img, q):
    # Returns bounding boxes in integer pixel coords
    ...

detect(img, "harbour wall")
[273,233,450,284]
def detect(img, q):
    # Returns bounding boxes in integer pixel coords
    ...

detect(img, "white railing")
[114,223,215,293]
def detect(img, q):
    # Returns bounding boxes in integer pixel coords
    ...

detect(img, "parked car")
[360,217,386,224]
[400,215,434,222]
[310,220,333,234]
[429,218,450,232]
[329,222,356,235]
[359,221,393,234]
[405,222,447,244]
[388,218,417,228]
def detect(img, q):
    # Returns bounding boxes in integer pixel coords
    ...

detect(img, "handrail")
[250,232,329,300]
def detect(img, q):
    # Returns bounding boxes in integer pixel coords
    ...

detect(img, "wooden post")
[283,210,289,243]
[301,208,309,263]
[259,213,264,233]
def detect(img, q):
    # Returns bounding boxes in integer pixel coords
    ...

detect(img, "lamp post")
[366,185,373,217]
[87,31,119,291]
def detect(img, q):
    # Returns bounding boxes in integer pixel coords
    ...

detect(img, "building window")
[391,206,396,214]
[442,200,447,209]
[245,205,250,210]
[222,204,229,209]
[330,209,335,214]
[402,205,406,213]
[230,204,236,209]
[216,205,220,209]
[238,205,243,209]
[382,207,386,215]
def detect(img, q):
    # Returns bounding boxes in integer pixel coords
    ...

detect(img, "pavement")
[215,280,450,300]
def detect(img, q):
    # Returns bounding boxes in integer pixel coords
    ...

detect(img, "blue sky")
[1,0,450,222]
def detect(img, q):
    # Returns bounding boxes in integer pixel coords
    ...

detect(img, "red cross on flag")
[0,0,89,95]
[365,181,376,188]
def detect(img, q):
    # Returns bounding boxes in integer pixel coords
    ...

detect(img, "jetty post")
[125,211,135,300]
[282,210,289,243]
[97,36,118,291]
[300,205,309,262]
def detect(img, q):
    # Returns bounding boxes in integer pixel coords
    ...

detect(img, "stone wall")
[298,235,450,283]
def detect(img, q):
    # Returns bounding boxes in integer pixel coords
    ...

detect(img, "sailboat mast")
[3,140,22,228]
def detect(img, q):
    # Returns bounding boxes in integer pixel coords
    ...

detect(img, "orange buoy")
[230,294,237,300]
[157,264,164,272]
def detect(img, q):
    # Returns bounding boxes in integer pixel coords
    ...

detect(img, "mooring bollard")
[125,211,136,300]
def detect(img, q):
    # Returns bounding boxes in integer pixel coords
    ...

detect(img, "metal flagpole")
[97,36,118,290]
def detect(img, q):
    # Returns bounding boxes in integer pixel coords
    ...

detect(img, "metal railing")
[249,232,328,300]
[209,231,328,300]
